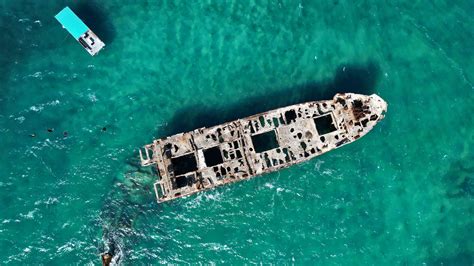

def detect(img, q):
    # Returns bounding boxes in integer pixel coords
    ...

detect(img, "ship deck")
[140,93,387,203]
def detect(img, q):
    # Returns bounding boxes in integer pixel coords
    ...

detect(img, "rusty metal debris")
[101,253,112,266]
[140,93,387,203]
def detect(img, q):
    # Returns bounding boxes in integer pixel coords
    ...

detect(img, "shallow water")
[0,0,473,264]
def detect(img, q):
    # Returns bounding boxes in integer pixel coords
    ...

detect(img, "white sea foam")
[314,160,324,171]
[264,182,274,189]
[30,71,43,79]
[88,93,98,102]
[57,242,75,253]
[29,105,43,112]
[15,116,25,123]
[27,100,60,113]
[20,209,38,220]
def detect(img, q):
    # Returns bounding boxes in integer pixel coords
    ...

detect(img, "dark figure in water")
[100,227,123,266]
[47,128,54,132]
[101,252,113,266]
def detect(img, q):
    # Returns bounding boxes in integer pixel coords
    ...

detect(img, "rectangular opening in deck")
[314,114,337,135]
[173,174,195,189]
[251,130,280,153]
[171,153,198,176]
[284,109,297,124]
[203,146,224,167]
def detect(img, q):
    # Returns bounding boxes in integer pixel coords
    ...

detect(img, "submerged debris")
[101,253,112,266]
[140,93,387,203]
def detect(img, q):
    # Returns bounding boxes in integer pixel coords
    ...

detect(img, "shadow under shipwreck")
[165,62,380,136]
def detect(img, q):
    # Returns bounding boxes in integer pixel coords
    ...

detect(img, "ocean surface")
[0,0,473,264]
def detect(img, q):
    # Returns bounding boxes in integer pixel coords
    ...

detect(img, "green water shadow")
[73,1,116,45]
[165,61,381,136]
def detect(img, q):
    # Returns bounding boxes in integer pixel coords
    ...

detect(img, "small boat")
[55,7,105,56]
[140,93,387,203]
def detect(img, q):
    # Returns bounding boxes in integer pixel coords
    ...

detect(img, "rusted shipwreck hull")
[140,93,387,203]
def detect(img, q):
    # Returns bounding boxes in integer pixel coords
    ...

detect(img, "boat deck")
[78,30,105,56]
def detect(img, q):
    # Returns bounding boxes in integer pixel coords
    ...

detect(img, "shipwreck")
[140,93,387,203]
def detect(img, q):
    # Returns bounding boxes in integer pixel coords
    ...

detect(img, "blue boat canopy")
[55,7,88,39]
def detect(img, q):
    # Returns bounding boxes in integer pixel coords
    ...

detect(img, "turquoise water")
[1,0,473,264]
